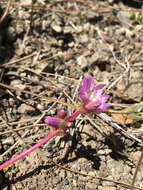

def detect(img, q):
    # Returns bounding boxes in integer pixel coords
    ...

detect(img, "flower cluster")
[0,75,110,171]
[79,75,110,114]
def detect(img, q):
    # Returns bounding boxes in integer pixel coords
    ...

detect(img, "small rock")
[68,41,74,47]
[125,28,134,38]
[98,150,105,155]
[86,182,97,189]
[108,0,114,4]
[75,26,83,33]
[2,137,14,145]
[77,55,88,69]
[7,26,16,41]
[87,11,99,19]
[126,83,142,100]
[117,11,131,24]
[20,0,31,5]
[135,24,142,31]
[37,104,45,111]
[105,149,112,155]
[115,28,125,36]
[59,170,66,178]
[10,79,24,87]
[64,26,72,34]
[16,24,24,35]
[83,23,90,32]
[51,23,62,33]
[73,179,78,187]
[19,9,30,19]
[101,187,116,190]
[52,176,61,185]
[17,104,35,114]
[79,34,89,43]
[102,181,116,187]
[88,171,96,177]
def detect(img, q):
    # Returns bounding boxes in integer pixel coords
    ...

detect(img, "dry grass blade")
[55,162,143,190]
[99,113,143,144]
[0,82,77,109]
[130,151,143,190]
[0,0,11,24]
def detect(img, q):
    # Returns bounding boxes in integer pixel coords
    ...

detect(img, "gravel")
[0,0,143,190]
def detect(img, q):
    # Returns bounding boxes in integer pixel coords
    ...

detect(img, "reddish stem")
[65,109,81,122]
[0,130,60,170]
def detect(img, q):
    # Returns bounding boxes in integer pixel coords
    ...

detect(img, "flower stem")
[66,109,81,122]
[0,130,60,170]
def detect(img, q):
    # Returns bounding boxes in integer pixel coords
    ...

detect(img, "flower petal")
[44,117,62,128]
[97,103,110,112]
[95,84,106,91]
[57,109,67,119]
[79,76,110,114]
[79,76,94,102]
[85,100,101,111]
[101,94,110,102]
[83,76,94,91]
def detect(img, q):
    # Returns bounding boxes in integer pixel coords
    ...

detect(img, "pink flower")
[57,109,67,119]
[44,116,66,129]
[44,109,73,130]
[79,76,110,114]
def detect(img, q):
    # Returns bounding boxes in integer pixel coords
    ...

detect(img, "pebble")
[68,41,75,47]
[17,104,35,114]
[108,0,114,4]
[64,26,72,34]
[52,176,61,185]
[126,83,142,99]
[105,149,112,155]
[117,11,131,26]
[125,28,134,38]
[19,9,30,19]
[20,0,31,5]
[98,150,105,155]
[77,55,88,69]
[79,34,89,43]
[100,187,116,190]
[2,137,14,145]
[16,24,24,35]
[51,23,62,33]
[135,24,142,31]
[102,180,116,187]
[7,26,16,41]
[59,170,66,178]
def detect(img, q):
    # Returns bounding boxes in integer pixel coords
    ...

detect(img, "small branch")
[0,82,77,110]
[99,113,143,144]
[130,151,143,190]
[0,0,11,24]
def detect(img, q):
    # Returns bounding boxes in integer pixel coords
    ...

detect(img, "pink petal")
[101,94,110,102]
[85,100,100,111]
[57,109,67,118]
[83,76,94,92]
[44,117,62,128]
[94,107,103,114]
[95,84,106,91]
[79,76,95,102]
[98,103,110,112]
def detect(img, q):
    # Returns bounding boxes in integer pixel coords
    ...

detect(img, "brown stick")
[130,151,143,190]
[0,0,11,24]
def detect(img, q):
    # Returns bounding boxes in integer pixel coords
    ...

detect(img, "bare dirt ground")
[0,0,143,189]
